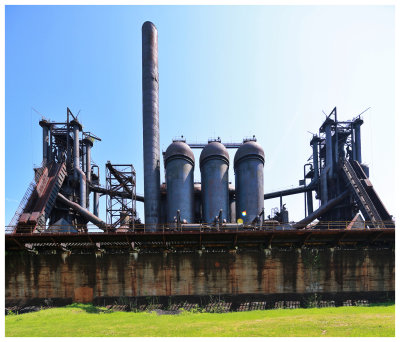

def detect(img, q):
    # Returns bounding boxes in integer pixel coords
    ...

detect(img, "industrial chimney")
[142,21,160,229]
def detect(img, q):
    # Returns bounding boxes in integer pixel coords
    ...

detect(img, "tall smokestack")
[142,21,160,228]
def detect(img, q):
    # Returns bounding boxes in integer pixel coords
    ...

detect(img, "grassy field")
[5,303,394,337]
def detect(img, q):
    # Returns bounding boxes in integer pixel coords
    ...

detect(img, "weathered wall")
[5,248,394,306]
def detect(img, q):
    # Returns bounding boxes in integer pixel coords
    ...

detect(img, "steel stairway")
[341,159,392,228]
[14,162,67,233]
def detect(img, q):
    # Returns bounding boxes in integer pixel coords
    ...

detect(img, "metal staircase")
[341,159,389,228]
[14,162,67,233]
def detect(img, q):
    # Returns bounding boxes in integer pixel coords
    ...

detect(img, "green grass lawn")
[5,303,394,337]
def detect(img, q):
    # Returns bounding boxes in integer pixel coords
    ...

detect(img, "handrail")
[5,220,395,235]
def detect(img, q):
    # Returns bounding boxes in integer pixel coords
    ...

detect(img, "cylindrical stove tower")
[200,141,230,224]
[142,21,160,229]
[164,141,195,224]
[234,140,265,224]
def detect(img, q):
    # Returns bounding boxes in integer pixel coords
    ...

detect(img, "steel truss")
[106,163,136,229]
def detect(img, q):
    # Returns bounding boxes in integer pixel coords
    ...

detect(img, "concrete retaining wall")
[5,247,394,306]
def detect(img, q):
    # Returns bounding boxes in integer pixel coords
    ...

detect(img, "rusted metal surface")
[5,247,394,306]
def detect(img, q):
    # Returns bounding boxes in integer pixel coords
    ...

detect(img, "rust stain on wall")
[5,248,395,305]
[74,287,93,303]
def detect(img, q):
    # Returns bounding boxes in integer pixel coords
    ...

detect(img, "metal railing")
[5,220,395,235]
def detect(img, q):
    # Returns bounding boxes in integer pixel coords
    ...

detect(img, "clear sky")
[5,5,395,225]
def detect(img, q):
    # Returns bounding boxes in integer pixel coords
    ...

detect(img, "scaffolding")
[106,162,136,229]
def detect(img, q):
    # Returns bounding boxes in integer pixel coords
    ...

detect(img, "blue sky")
[5,5,395,225]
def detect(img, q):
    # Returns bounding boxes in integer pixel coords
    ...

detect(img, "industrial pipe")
[83,138,93,209]
[93,192,100,217]
[306,191,314,216]
[92,166,100,217]
[353,118,363,163]
[322,119,334,178]
[320,167,329,205]
[71,120,86,208]
[142,21,160,228]
[310,135,320,182]
[293,190,349,229]
[39,120,51,164]
[57,193,107,231]
[88,184,144,202]
[82,144,87,174]
[263,181,317,200]
[77,169,87,208]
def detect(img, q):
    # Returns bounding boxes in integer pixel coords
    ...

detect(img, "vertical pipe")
[86,144,91,182]
[39,120,50,164]
[72,122,80,180]
[142,21,160,228]
[311,137,319,181]
[71,120,86,208]
[92,166,100,217]
[307,191,313,215]
[82,144,86,174]
[334,123,339,166]
[324,120,333,178]
[49,127,52,163]
[229,191,236,223]
[354,118,363,163]
[79,173,86,208]
[83,138,93,210]
[93,192,99,217]
[66,109,70,166]
[351,128,357,161]
[321,169,329,205]
[83,139,93,183]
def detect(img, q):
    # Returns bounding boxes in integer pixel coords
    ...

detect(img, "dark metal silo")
[142,21,160,228]
[234,140,265,224]
[164,141,195,224]
[200,142,230,224]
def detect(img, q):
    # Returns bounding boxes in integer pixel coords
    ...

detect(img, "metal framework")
[106,163,136,229]
[5,227,395,252]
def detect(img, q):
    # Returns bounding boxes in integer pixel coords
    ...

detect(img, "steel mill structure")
[5,21,395,309]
